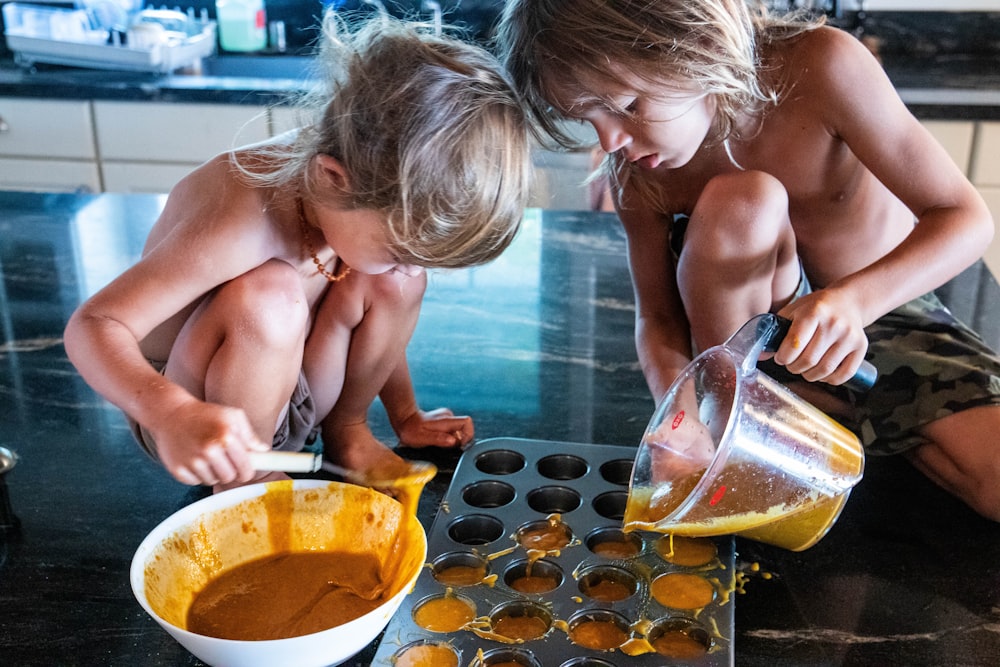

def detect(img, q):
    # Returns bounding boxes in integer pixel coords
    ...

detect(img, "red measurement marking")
[671,411,685,430]
[709,486,727,506]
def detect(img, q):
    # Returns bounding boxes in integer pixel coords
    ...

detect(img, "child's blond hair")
[497,0,822,212]
[242,11,531,269]
[498,0,820,150]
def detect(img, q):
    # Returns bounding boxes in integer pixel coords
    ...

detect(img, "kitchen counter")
[1,50,1000,120]
[0,56,309,106]
[1,191,1000,665]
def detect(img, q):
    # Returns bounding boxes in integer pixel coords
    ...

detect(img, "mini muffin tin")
[371,438,736,667]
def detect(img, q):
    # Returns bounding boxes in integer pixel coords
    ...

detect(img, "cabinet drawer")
[101,161,199,194]
[93,101,270,163]
[978,186,1000,280]
[921,120,974,175]
[0,97,96,160]
[0,157,101,192]
[972,122,1000,186]
[269,105,306,136]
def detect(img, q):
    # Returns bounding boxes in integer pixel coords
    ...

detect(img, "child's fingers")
[774,318,816,368]
[421,407,456,419]
[440,416,474,445]
[421,413,473,440]
[173,465,201,487]
[414,420,473,448]
[187,457,220,486]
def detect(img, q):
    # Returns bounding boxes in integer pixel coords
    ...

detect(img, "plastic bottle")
[215,0,266,52]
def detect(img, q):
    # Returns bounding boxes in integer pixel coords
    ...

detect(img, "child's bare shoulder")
[778,25,878,85]
[765,25,888,122]
[144,150,289,271]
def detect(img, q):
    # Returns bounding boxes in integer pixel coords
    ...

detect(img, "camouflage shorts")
[762,291,1000,455]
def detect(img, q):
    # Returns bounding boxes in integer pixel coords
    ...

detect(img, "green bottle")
[215,0,266,52]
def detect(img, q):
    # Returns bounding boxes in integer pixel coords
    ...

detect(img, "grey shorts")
[761,291,1000,455]
[127,364,321,461]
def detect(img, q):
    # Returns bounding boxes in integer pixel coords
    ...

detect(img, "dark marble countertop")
[1,191,1000,666]
[0,56,307,106]
[1,50,1000,119]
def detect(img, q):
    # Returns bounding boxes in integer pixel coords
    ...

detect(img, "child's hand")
[152,400,270,487]
[395,407,474,449]
[776,290,869,386]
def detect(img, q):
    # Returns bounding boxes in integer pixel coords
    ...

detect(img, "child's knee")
[216,261,309,344]
[698,171,789,235]
[911,417,1000,521]
[962,475,1000,522]
[685,171,793,268]
[371,268,427,309]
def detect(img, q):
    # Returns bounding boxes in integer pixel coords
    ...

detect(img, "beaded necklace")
[297,198,351,283]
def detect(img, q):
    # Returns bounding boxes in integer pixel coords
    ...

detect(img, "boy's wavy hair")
[239,11,531,269]
[496,0,821,211]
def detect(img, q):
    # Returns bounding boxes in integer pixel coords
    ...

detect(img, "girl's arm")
[805,27,991,324]
[64,157,278,483]
[380,355,473,448]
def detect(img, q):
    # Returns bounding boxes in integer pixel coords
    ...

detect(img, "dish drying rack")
[3,2,216,73]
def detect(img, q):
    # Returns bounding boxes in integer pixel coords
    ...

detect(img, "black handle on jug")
[759,315,877,392]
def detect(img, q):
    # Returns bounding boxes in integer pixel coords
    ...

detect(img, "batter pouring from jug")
[497,0,1000,519]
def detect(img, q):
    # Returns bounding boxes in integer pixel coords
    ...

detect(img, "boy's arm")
[774,28,992,385]
[795,28,992,325]
[380,355,472,448]
[618,192,695,404]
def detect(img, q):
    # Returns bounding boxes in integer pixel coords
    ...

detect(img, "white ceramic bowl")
[130,479,427,667]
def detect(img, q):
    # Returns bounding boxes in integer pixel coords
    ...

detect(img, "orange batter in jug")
[623,313,866,552]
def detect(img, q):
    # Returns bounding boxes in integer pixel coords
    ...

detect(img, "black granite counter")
[0,56,308,106]
[1,191,1000,665]
[1,48,1000,119]
[882,54,1000,121]
[2,6,1000,116]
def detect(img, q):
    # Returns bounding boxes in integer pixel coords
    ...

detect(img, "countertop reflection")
[1,190,999,666]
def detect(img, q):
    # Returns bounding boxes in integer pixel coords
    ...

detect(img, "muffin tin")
[371,438,736,666]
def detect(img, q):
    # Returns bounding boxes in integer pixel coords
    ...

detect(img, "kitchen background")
[1,0,999,274]
[1,5,999,663]
[1,1,999,56]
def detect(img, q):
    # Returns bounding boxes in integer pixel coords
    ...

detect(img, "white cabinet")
[968,122,1000,279]
[970,121,1000,187]
[100,162,198,194]
[93,101,271,193]
[922,120,1000,280]
[269,105,305,137]
[0,97,101,192]
[921,120,975,174]
[0,98,296,194]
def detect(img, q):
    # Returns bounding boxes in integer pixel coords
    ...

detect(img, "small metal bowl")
[0,447,17,475]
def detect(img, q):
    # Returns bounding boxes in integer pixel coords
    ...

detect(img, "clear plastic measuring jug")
[623,314,872,551]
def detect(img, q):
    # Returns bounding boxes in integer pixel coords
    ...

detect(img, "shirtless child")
[497,0,1000,519]
[64,13,530,491]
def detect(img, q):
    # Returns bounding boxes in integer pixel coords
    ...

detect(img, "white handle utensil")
[248,450,436,488]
